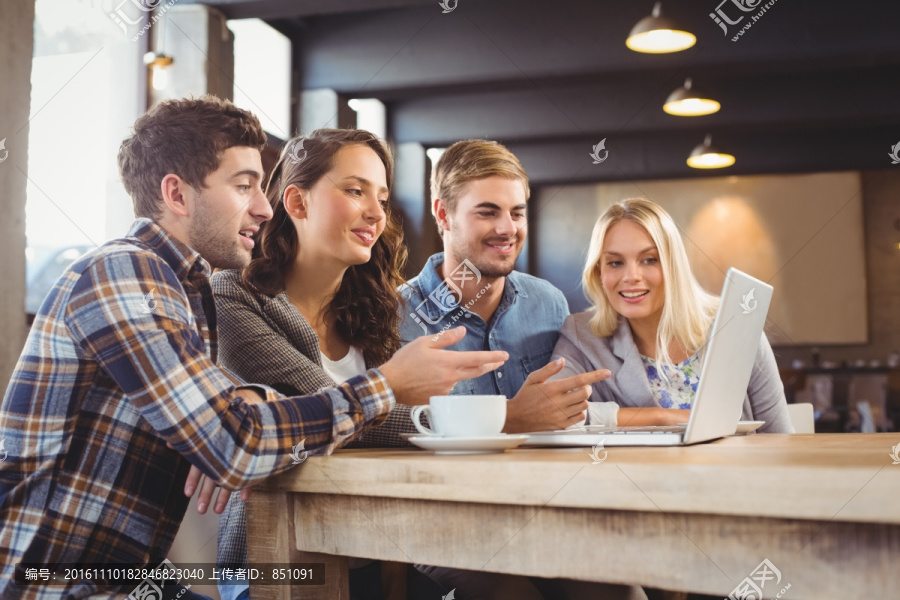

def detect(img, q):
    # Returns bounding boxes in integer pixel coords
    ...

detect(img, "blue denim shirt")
[400,253,569,398]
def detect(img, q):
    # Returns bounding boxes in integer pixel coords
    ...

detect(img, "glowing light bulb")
[152,64,168,90]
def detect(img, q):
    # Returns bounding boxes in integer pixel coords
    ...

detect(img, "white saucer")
[403,434,529,454]
[735,420,765,434]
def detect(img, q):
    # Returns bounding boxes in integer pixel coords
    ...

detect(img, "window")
[349,98,387,139]
[26,0,143,312]
[228,18,291,139]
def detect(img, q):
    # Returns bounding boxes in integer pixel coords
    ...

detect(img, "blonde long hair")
[582,198,719,367]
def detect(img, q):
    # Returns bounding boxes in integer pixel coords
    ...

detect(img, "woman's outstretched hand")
[379,327,508,405]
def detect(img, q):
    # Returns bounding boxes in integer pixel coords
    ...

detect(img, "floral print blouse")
[640,353,702,409]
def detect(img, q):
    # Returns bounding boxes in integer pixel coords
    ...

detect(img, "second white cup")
[411,395,506,438]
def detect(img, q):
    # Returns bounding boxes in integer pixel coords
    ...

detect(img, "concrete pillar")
[106,5,150,241]
[393,142,441,277]
[0,0,35,390]
[150,4,234,105]
[298,88,356,133]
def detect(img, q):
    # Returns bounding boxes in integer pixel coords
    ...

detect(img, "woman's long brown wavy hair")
[242,129,407,366]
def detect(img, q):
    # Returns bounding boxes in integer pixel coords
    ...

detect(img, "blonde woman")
[551,198,792,432]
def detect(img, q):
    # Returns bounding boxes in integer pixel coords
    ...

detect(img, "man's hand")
[503,358,611,433]
[181,465,252,514]
[380,327,508,405]
[169,441,252,514]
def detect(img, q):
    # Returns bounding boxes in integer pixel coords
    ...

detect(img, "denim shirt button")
[497,371,503,379]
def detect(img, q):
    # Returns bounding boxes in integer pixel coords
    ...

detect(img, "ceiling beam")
[178,0,434,20]
[504,125,899,186]
[387,66,900,145]
[288,0,900,95]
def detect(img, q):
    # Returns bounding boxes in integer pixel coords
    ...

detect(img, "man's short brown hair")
[117,95,268,220]
[431,139,529,236]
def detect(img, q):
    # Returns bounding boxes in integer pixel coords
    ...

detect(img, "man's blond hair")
[431,139,529,236]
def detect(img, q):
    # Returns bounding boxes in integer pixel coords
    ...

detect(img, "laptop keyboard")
[579,425,687,434]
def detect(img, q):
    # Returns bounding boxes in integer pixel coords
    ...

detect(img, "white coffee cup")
[410,395,506,437]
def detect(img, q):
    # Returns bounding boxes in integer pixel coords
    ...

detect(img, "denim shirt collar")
[412,252,525,322]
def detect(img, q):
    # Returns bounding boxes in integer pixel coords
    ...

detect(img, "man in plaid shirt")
[0,96,507,599]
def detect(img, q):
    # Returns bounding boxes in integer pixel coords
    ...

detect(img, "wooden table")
[246,434,900,598]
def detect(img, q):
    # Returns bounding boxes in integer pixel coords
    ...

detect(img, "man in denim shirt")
[400,139,610,434]
[399,143,625,599]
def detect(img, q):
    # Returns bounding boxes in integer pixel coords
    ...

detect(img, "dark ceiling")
[182,0,900,185]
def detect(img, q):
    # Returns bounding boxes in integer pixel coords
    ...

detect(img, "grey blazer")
[210,268,416,568]
[551,311,794,433]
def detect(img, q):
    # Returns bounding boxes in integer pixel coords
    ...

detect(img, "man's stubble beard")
[187,193,251,271]
[445,233,519,280]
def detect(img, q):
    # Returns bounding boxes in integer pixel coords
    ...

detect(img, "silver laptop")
[523,268,773,447]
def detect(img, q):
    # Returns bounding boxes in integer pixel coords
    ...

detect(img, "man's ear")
[433,197,451,233]
[160,174,191,218]
[283,184,308,219]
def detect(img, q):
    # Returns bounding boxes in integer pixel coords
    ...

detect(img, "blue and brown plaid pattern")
[0,219,393,598]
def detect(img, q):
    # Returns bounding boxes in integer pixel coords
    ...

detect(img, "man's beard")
[446,235,519,280]
[187,194,250,270]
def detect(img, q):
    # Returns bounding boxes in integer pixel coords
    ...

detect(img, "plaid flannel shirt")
[0,219,394,599]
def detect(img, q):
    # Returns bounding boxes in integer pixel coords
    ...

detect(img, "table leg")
[247,489,350,599]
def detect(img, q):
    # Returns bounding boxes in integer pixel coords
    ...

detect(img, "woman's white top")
[320,345,366,384]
